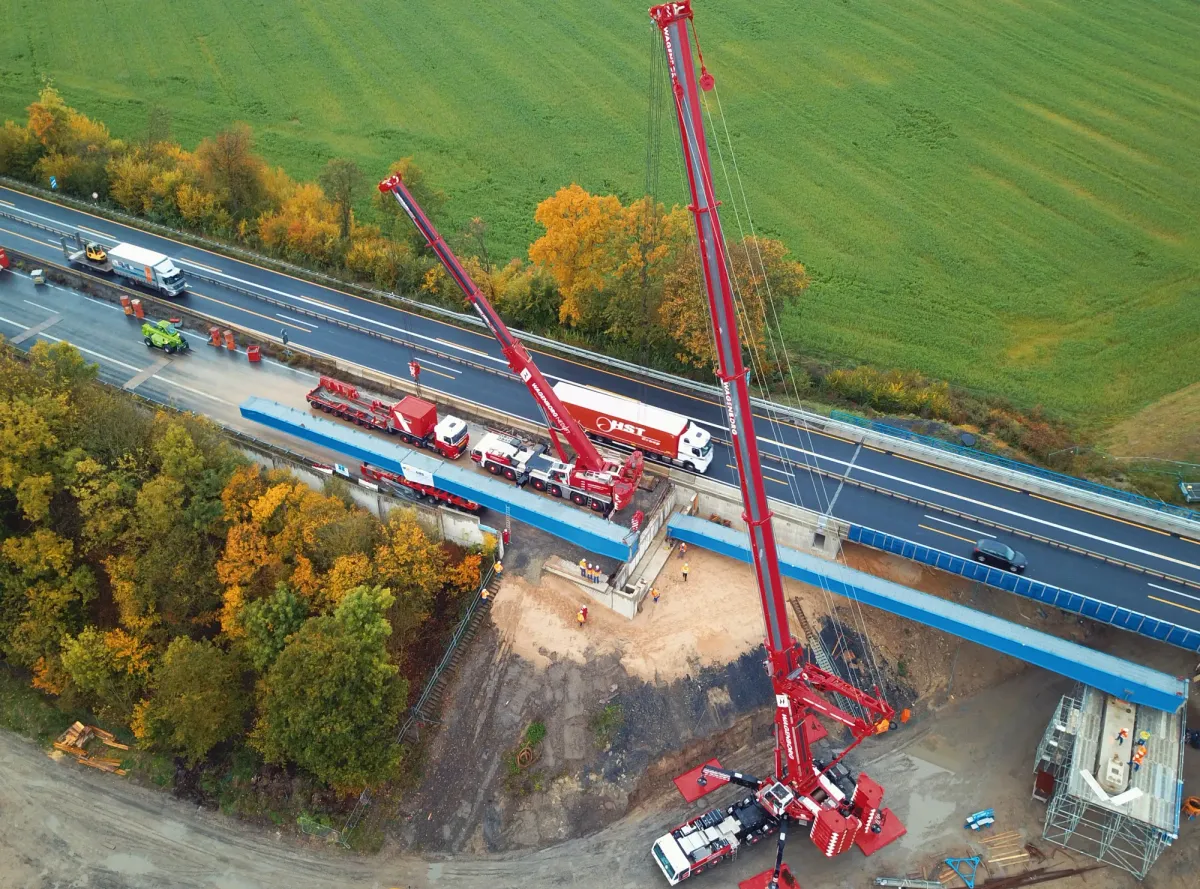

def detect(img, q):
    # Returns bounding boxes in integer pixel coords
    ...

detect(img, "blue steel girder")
[667,514,1188,713]
[240,397,634,561]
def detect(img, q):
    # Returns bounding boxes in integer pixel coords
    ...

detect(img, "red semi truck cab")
[306,376,468,459]
[553,382,713,473]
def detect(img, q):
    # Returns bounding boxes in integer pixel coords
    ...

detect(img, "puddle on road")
[903,791,959,846]
[103,852,155,875]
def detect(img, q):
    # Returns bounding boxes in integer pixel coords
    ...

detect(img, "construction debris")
[52,722,129,775]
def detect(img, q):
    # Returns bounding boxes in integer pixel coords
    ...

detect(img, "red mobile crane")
[647,3,905,886]
[378,174,644,514]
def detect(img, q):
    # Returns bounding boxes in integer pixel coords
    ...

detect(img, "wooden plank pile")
[53,721,130,776]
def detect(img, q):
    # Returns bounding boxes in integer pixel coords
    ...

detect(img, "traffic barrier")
[208,326,221,347]
[131,298,143,319]
[247,344,261,363]
[222,329,236,350]
[120,294,131,315]
[832,411,1200,525]
[2,194,1196,537]
[847,525,1200,653]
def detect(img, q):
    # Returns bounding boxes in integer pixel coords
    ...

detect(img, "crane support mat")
[240,398,634,561]
[667,515,1189,713]
[673,758,724,803]
[739,864,799,889]
[856,808,906,855]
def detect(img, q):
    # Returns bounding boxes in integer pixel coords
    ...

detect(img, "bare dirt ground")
[3,667,1197,889]
[3,539,1198,889]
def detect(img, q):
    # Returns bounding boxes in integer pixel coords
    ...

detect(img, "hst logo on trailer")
[596,416,646,438]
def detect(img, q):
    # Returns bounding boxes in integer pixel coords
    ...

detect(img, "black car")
[972,538,1027,574]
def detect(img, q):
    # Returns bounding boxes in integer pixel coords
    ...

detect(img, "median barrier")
[3,194,1197,539]
[847,525,1200,654]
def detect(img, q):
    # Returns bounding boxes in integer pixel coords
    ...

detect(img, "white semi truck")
[62,235,187,297]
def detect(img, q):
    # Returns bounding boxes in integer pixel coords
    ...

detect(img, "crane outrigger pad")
[673,758,724,803]
[855,807,907,855]
[739,863,799,889]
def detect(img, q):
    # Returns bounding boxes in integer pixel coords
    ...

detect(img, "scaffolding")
[1035,685,1185,879]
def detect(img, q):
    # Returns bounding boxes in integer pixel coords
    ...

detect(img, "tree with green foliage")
[319,158,362,241]
[59,626,151,719]
[251,585,406,789]
[238,582,308,673]
[139,637,248,765]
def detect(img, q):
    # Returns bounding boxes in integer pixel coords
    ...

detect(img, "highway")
[3,184,1200,637]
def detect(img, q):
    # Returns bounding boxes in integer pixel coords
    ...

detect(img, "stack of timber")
[53,721,130,775]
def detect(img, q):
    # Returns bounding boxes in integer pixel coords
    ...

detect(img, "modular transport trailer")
[359,462,481,512]
[61,236,187,296]
[554,381,713,473]
[306,376,469,459]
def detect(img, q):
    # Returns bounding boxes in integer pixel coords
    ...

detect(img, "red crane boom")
[379,173,643,511]
[649,1,904,883]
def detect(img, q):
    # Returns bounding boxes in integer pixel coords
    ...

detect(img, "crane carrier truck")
[380,173,643,517]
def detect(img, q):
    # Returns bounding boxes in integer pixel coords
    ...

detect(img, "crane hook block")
[699,69,715,91]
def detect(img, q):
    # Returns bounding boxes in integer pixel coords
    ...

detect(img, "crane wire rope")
[698,75,889,710]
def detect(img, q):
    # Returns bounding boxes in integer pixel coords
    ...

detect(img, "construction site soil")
[376,539,1180,860]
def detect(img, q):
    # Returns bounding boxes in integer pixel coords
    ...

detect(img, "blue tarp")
[668,514,1188,713]
[240,397,635,561]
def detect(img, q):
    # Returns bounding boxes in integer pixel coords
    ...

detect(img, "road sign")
[49,176,58,190]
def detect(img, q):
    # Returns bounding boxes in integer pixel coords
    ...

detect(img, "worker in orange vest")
[678,541,688,559]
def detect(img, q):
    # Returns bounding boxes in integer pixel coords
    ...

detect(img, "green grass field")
[2,0,1197,429]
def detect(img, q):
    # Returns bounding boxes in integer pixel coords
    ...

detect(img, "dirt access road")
[5,666,1197,889]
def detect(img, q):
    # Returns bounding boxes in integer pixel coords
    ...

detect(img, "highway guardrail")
[2,190,1197,538]
[5,248,1192,596]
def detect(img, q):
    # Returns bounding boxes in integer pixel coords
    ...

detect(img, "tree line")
[0,86,1092,469]
[0,85,808,371]
[0,341,488,789]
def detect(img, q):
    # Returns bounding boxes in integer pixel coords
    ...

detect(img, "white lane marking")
[1147,582,1200,602]
[78,225,117,241]
[759,435,1200,575]
[29,331,142,372]
[46,238,61,246]
[154,375,231,405]
[176,257,510,367]
[185,258,220,273]
[23,299,58,313]
[275,312,318,329]
[0,199,14,207]
[923,515,996,538]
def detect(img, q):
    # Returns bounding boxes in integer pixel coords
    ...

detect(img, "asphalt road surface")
[2,187,1199,637]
